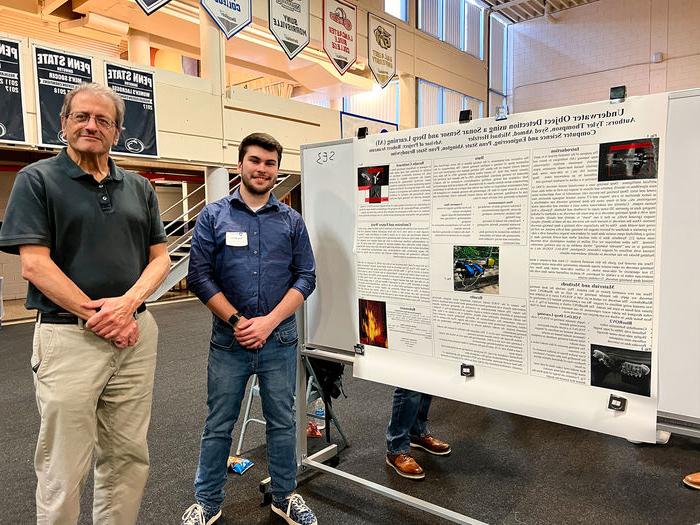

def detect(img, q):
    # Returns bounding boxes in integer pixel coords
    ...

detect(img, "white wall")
[510,0,700,112]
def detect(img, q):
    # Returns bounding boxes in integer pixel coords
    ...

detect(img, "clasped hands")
[82,296,140,349]
[234,315,276,350]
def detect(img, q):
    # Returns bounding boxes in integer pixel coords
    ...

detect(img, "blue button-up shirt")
[187,189,316,319]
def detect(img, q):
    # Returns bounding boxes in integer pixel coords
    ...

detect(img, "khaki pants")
[32,311,158,525]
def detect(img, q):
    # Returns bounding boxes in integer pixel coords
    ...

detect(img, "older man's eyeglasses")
[67,112,117,130]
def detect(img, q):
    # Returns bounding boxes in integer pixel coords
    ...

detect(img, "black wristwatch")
[228,312,241,327]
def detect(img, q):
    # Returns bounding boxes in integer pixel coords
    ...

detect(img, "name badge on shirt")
[226,231,248,247]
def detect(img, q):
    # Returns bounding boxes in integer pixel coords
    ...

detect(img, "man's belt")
[38,304,147,325]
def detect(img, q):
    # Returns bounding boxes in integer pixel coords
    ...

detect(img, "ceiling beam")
[41,0,70,15]
[0,0,40,15]
[490,0,535,12]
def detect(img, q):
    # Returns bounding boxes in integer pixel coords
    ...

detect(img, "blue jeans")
[194,315,298,513]
[386,389,432,455]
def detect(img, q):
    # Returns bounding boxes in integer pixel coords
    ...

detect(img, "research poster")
[0,37,26,144]
[105,62,158,157]
[352,94,668,441]
[33,45,93,148]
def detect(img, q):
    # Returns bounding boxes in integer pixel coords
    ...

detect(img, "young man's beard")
[241,173,276,195]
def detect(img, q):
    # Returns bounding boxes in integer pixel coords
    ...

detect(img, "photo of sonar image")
[590,344,651,397]
[357,165,389,203]
[598,138,659,181]
[359,299,388,348]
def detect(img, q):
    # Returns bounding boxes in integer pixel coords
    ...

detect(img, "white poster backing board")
[351,94,669,442]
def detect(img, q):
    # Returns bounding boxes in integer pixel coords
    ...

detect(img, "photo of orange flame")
[359,299,388,348]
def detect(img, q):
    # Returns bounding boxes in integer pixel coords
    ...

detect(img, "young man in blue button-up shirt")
[182,133,317,525]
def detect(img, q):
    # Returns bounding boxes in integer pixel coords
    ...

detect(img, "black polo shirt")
[0,149,167,314]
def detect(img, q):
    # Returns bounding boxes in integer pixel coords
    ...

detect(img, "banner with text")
[323,0,356,75]
[33,45,93,148]
[367,13,395,88]
[201,0,252,39]
[269,0,310,60]
[105,62,158,157]
[352,94,669,442]
[0,37,26,144]
[135,0,172,14]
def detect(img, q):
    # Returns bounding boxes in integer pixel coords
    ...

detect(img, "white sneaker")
[271,494,318,525]
[181,503,222,525]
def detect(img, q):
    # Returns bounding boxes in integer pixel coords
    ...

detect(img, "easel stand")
[294,346,488,525]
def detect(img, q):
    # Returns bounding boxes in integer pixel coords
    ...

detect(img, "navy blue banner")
[33,46,93,147]
[0,38,26,143]
[105,63,158,157]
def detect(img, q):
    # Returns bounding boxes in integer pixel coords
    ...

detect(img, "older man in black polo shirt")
[0,83,170,524]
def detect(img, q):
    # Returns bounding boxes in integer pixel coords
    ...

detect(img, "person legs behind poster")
[385,388,451,480]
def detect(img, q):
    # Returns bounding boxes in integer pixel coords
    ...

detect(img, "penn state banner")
[323,0,357,75]
[201,0,252,39]
[269,0,310,60]
[105,62,158,157]
[135,0,173,15]
[367,13,396,88]
[0,37,26,144]
[33,45,93,148]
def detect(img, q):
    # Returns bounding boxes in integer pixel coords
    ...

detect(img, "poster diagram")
[357,165,389,203]
[359,299,388,348]
[598,138,659,181]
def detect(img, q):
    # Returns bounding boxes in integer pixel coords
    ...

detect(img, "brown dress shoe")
[683,472,700,490]
[386,453,425,480]
[410,434,452,455]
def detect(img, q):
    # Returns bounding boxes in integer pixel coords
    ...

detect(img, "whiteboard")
[656,90,700,421]
[301,92,700,424]
[302,139,357,354]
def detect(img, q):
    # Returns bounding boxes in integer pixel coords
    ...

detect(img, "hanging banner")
[33,45,93,148]
[269,0,310,60]
[323,0,356,75]
[201,0,252,39]
[135,0,173,15]
[0,37,27,144]
[367,13,396,88]
[105,62,159,157]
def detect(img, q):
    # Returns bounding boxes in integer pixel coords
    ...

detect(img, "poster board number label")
[317,149,336,164]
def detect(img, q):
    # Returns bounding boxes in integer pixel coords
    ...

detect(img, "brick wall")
[511,0,700,112]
